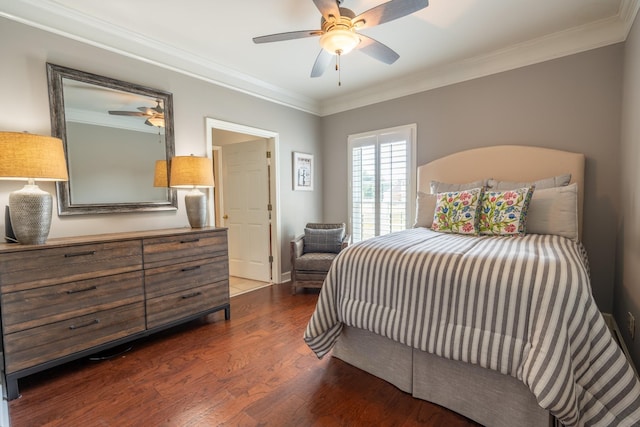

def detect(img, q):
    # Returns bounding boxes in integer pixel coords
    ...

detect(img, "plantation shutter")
[349,125,416,243]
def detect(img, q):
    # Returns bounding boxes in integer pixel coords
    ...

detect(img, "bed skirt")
[332,325,554,427]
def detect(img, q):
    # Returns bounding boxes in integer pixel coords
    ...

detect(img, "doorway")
[205,118,281,285]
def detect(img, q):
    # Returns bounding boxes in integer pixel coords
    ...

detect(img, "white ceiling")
[1,0,638,116]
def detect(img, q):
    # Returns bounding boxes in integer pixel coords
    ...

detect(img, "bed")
[304,145,640,427]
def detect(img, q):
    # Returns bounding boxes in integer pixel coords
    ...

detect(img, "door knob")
[223,215,228,219]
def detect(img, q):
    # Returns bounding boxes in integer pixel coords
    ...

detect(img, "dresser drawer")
[0,240,142,293]
[143,230,227,269]
[145,257,228,299]
[1,271,144,334]
[4,302,145,373]
[146,281,229,329]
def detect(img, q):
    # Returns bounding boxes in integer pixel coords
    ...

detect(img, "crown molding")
[319,0,640,116]
[0,0,322,115]
[2,0,638,117]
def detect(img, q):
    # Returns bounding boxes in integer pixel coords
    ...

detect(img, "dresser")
[0,227,229,399]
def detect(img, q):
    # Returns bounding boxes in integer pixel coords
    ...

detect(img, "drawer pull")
[66,285,98,294]
[181,291,202,299]
[69,319,100,330]
[181,266,201,272]
[180,238,200,244]
[64,250,96,258]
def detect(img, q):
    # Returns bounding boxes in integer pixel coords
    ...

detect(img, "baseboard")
[280,271,291,284]
[602,313,639,378]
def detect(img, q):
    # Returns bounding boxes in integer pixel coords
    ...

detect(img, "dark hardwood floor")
[9,283,480,426]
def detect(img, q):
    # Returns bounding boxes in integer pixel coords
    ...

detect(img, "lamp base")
[184,189,207,228]
[9,184,53,245]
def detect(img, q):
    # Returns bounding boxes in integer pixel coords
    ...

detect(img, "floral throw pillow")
[431,188,482,235]
[479,187,534,236]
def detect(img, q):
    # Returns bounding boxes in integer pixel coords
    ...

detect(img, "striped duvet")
[304,228,640,426]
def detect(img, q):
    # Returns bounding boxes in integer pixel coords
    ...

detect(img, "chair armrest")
[340,234,351,250]
[291,235,305,260]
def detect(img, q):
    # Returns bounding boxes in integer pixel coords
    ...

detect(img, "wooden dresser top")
[0,227,227,254]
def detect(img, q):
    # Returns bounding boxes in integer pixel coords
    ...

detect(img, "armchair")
[290,223,350,294]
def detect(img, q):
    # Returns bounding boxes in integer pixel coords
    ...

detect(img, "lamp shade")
[169,156,214,188]
[0,132,68,181]
[169,155,214,228]
[153,160,168,187]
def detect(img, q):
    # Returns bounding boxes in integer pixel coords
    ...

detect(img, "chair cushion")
[296,252,337,272]
[304,227,345,253]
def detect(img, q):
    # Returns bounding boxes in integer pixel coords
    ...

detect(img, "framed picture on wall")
[293,152,313,191]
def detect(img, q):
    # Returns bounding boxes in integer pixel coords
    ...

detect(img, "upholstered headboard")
[417,145,585,238]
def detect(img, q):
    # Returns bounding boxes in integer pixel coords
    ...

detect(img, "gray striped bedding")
[304,228,640,426]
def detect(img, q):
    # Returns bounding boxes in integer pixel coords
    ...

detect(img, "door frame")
[205,117,281,283]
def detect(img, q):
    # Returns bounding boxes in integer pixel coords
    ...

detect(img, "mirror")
[47,63,177,215]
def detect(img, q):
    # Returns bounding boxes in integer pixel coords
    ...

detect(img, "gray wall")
[0,16,631,327]
[0,17,322,279]
[618,11,640,370]
[321,44,624,313]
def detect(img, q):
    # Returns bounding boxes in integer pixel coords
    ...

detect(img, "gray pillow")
[487,174,571,190]
[430,179,485,194]
[526,183,579,241]
[304,227,345,253]
[413,192,437,228]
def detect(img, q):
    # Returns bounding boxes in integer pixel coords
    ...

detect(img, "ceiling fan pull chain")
[336,51,342,86]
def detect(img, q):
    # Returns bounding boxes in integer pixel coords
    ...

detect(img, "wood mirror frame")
[47,63,178,215]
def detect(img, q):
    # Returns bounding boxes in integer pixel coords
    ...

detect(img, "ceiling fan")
[108,100,165,127]
[253,0,429,81]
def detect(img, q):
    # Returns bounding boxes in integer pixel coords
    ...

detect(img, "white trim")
[319,3,639,115]
[211,145,223,228]
[1,0,638,116]
[281,271,291,284]
[204,117,282,284]
[0,1,319,115]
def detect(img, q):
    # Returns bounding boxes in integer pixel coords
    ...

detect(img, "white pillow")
[487,174,571,190]
[430,179,485,194]
[413,192,437,228]
[526,183,578,241]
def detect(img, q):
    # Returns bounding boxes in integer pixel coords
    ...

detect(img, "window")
[348,124,416,243]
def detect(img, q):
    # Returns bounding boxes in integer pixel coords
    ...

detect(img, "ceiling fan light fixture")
[146,116,165,128]
[320,29,360,55]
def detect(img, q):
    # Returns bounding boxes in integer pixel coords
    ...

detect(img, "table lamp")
[169,155,214,228]
[0,132,69,244]
[153,159,169,187]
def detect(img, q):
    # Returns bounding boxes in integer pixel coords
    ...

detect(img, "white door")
[222,139,271,281]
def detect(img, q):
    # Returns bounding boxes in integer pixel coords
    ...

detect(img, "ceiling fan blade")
[312,0,341,21]
[356,35,400,64]
[108,111,148,117]
[253,30,322,44]
[137,107,156,115]
[139,105,164,114]
[352,0,428,30]
[310,49,333,77]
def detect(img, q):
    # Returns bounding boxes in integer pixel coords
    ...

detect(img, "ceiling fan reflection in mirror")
[253,0,428,85]
[108,99,165,128]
